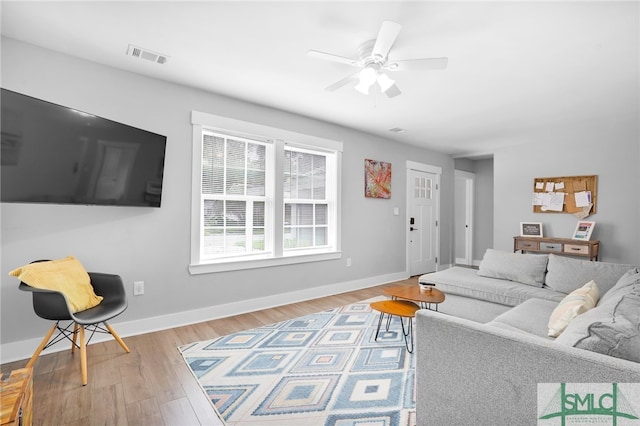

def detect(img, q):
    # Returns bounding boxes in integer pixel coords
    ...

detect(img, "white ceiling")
[2,1,638,158]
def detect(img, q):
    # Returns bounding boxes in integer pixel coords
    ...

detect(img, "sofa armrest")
[415,309,640,426]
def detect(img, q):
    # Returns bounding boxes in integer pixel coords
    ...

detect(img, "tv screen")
[1,88,167,207]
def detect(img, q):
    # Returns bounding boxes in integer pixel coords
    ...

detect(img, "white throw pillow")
[548,280,600,338]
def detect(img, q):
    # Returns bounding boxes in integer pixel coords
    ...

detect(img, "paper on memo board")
[545,192,565,211]
[574,191,591,208]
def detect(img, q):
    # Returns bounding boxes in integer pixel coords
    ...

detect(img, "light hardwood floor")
[1,278,416,425]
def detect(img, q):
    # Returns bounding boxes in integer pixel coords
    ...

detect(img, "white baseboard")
[454,259,482,267]
[1,271,408,364]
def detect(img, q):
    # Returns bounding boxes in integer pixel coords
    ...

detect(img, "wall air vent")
[127,44,168,64]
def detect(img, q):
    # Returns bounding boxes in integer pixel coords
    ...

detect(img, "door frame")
[406,160,442,275]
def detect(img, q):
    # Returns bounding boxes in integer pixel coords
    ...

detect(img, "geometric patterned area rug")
[179,300,416,425]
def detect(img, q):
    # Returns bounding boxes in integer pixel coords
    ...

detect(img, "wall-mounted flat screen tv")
[1,88,167,207]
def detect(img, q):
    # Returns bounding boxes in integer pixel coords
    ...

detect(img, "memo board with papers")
[532,175,597,217]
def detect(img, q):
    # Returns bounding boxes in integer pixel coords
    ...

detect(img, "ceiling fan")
[308,20,448,98]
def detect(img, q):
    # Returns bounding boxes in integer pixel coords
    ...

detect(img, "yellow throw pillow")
[548,280,600,338]
[9,256,103,313]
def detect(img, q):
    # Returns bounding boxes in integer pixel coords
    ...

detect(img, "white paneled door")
[408,165,439,276]
[455,170,475,266]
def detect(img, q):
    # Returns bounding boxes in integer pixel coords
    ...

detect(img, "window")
[190,111,342,274]
[201,133,269,259]
[284,148,330,250]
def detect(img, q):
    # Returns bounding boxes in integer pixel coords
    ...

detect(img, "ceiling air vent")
[127,44,168,64]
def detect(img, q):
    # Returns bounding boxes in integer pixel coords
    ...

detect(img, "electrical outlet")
[346,258,352,267]
[133,281,144,296]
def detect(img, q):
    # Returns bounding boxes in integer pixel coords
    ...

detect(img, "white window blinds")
[201,132,268,258]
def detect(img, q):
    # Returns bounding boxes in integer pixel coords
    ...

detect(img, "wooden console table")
[514,236,599,261]
[1,368,33,426]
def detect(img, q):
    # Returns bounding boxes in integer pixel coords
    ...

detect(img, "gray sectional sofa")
[415,250,640,425]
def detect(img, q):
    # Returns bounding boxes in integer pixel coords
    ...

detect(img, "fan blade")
[388,57,448,71]
[372,21,402,60]
[325,71,360,92]
[307,50,361,67]
[384,83,402,98]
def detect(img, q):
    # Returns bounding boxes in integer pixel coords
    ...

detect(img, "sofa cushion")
[555,278,640,363]
[420,267,566,307]
[599,267,640,305]
[488,298,558,338]
[547,280,600,338]
[545,254,632,295]
[478,249,548,287]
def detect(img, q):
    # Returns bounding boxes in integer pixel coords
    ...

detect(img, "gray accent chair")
[19,268,130,386]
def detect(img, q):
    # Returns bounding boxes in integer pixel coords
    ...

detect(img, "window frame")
[189,111,342,274]
[283,145,337,253]
[200,132,272,261]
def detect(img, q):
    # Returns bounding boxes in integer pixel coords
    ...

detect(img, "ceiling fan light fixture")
[310,20,448,98]
[354,82,371,95]
[355,67,377,94]
[377,73,395,92]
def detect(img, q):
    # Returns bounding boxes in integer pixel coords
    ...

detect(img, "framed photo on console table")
[573,221,595,240]
[520,222,543,237]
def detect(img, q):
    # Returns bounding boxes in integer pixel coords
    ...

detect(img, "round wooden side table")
[370,300,420,353]
[383,284,445,310]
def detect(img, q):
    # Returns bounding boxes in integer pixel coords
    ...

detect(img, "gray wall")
[494,134,639,264]
[473,159,494,261]
[1,38,455,348]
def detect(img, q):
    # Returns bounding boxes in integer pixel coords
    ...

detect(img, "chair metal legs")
[26,320,129,385]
